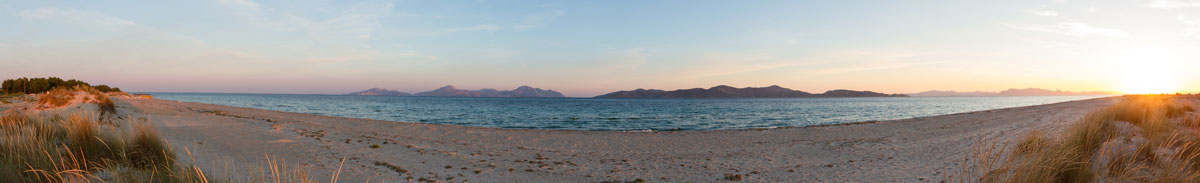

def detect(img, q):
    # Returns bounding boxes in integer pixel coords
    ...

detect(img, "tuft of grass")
[128,118,173,169]
[64,112,126,163]
[1014,130,1050,155]
[95,93,116,115]
[80,86,117,115]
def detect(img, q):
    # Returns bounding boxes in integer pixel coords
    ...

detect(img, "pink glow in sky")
[4,0,1200,96]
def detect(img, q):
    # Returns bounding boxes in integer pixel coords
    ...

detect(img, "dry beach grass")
[0,87,343,183]
[960,95,1200,182]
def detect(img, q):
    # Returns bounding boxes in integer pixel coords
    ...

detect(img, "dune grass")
[36,87,75,108]
[0,110,202,182]
[959,95,1200,182]
[35,86,118,115]
[2,91,343,182]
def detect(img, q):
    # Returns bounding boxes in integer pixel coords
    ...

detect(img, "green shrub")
[2,77,121,94]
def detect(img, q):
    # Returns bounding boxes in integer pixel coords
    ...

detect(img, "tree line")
[1,77,122,94]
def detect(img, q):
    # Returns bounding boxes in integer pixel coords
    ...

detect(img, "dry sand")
[110,97,1117,182]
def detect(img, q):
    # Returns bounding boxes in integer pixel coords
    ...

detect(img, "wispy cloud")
[442,10,565,33]
[210,0,411,63]
[513,10,565,30]
[360,17,383,39]
[446,24,501,33]
[1147,0,1200,9]
[1020,38,1072,48]
[17,7,137,28]
[1143,0,1200,40]
[1169,11,1200,39]
[1027,9,1059,16]
[1005,22,1132,39]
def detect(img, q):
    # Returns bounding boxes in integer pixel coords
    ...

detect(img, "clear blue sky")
[2,0,1199,96]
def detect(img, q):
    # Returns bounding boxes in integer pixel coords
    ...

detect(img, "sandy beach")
[110,97,1117,182]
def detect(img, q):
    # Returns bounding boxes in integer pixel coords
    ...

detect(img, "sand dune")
[115,97,1116,182]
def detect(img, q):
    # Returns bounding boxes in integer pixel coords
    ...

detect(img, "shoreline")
[787,95,1116,129]
[116,96,1118,182]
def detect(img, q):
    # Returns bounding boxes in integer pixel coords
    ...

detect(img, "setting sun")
[1116,46,1183,94]
[1121,76,1178,94]
[1117,63,1179,94]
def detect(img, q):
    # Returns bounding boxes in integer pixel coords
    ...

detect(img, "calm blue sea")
[147,93,1107,131]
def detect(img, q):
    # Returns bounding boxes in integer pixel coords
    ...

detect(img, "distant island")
[349,85,566,98]
[594,85,908,99]
[908,88,1119,97]
[346,88,411,96]
[417,85,566,98]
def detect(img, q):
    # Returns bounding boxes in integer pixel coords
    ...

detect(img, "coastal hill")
[909,88,1119,97]
[346,88,412,96]
[594,85,908,98]
[415,85,566,98]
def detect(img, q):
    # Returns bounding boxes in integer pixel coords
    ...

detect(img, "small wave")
[622,129,655,133]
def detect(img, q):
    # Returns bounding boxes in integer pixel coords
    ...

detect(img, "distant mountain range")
[908,88,1119,97]
[346,88,412,96]
[416,85,565,98]
[593,85,908,99]
[348,85,566,98]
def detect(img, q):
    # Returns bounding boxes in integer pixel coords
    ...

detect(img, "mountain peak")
[708,85,738,91]
[820,89,906,97]
[347,88,412,96]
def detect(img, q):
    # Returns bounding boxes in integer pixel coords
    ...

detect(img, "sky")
[2,0,1200,97]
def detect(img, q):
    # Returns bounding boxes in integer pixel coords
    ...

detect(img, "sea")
[148,93,1108,131]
